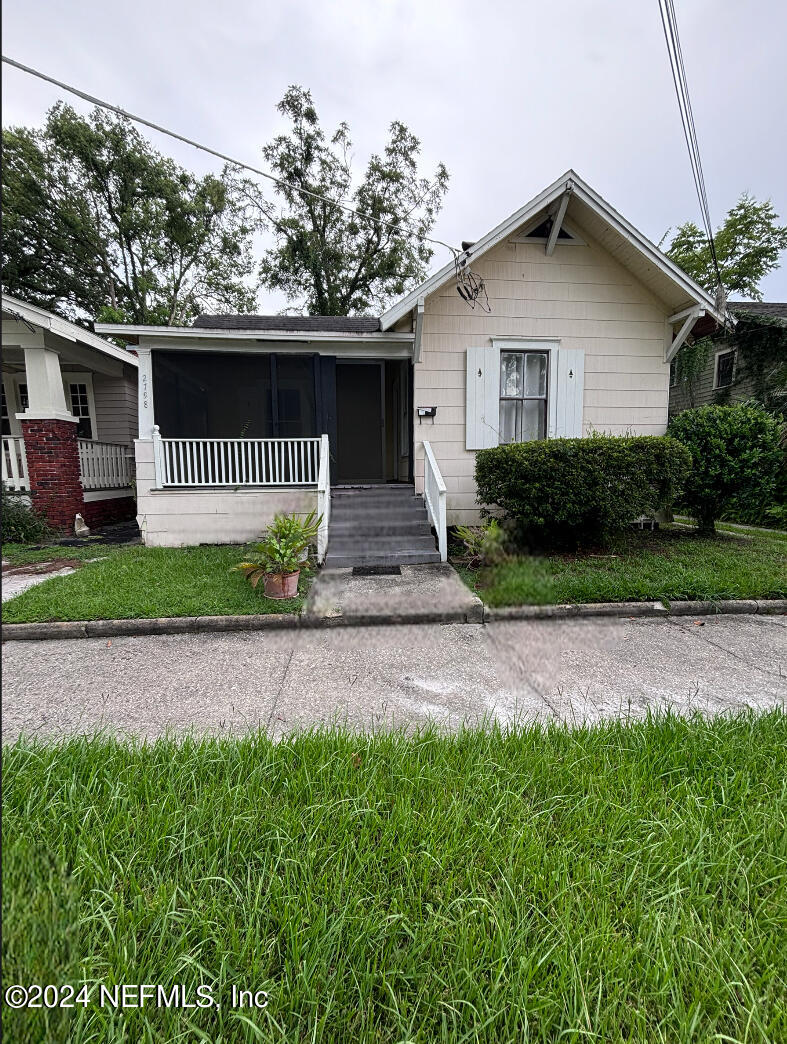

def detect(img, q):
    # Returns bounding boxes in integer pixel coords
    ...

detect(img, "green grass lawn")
[1,544,307,622]
[3,713,786,1042]
[457,527,787,607]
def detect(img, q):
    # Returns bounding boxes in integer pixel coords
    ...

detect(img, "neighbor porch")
[2,295,139,530]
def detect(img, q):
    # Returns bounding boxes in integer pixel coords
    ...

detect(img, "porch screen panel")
[153,351,274,439]
[153,351,322,442]
[276,356,316,438]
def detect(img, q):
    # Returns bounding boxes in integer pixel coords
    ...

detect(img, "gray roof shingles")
[192,314,382,333]
[729,302,787,320]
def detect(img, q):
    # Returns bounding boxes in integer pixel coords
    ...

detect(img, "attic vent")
[524,218,574,241]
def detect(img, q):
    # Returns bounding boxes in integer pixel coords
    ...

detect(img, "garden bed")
[3,713,786,1042]
[1,544,307,622]
[456,526,787,607]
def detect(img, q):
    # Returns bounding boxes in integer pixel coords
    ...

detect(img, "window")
[499,350,548,443]
[68,382,93,439]
[715,350,735,389]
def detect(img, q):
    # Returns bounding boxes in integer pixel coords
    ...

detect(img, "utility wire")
[657,0,725,305]
[1,55,460,260]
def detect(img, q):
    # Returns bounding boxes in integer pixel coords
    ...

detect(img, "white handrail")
[422,440,447,562]
[316,433,330,564]
[1,436,29,491]
[78,439,134,489]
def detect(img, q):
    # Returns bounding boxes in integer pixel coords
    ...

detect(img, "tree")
[2,103,257,325]
[238,86,449,315]
[667,403,784,534]
[662,194,787,300]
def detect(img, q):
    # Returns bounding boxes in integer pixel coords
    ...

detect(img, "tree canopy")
[236,86,449,315]
[662,194,787,300]
[2,103,256,325]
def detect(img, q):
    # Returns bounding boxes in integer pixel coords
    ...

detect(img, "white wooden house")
[95,171,723,565]
[2,295,138,530]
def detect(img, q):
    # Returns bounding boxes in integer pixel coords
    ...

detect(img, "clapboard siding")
[93,367,138,444]
[413,223,672,523]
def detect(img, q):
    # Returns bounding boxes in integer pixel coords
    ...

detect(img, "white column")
[17,347,76,423]
[136,347,155,440]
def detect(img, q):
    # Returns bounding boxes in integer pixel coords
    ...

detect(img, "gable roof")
[1,293,138,367]
[193,314,381,333]
[379,169,725,330]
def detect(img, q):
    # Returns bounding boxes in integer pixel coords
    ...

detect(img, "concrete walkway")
[303,563,483,623]
[2,560,79,602]
[2,614,784,742]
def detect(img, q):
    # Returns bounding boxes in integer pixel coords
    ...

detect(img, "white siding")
[413,229,672,523]
[93,367,138,444]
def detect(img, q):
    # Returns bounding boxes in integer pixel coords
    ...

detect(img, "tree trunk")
[696,512,716,536]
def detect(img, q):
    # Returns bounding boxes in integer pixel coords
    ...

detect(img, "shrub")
[475,435,691,549]
[454,519,508,567]
[1,489,55,544]
[668,403,785,534]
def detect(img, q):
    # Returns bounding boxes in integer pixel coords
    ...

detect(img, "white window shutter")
[554,348,585,437]
[466,346,500,450]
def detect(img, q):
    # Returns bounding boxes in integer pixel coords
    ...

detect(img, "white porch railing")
[152,427,324,488]
[78,439,135,489]
[422,440,447,562]
[316,433,330,564]
[2,436,29,492]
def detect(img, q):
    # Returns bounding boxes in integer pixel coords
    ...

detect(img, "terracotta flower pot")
[263,569,300,599]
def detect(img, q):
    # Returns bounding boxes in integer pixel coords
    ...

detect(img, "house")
[669,301,787,415]
[2,295,138,529]
[94,170,723,565]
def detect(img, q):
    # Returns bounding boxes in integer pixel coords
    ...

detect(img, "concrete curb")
[2,599,784,642]
[483,599,787,622]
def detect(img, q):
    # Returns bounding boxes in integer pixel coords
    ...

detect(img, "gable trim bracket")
[545,182,574,255]
[412,296,425,363]
[664,306,705,364]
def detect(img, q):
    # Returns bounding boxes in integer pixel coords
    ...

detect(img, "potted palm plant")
[233,510,321,599]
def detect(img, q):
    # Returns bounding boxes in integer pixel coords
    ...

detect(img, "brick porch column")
[17,345,84,532]
[20,417,83,530]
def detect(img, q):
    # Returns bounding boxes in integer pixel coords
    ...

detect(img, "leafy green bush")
[668,403,784,534]
[475,435,691,549]
[1,489,55,544]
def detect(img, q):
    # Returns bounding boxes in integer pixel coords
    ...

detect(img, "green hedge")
[668,403,785,533]
[475,435,691,548]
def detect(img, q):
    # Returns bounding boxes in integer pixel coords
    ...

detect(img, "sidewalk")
[3,614,785,742]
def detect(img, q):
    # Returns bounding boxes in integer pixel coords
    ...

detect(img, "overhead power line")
[1,55,460,260]
[657,0,726,308]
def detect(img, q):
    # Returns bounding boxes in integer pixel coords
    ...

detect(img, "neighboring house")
[2,295,138,529]
[95,170,723,565]
[668,302,787,416]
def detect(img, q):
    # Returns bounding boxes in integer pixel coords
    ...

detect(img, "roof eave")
[93,323,414,344]
[379,169,725,329]
[2,293,138,366]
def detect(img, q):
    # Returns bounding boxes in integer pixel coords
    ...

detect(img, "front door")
[335,361,384,482]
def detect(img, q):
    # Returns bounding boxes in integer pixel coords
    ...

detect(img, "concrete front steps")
[324,485,441,568]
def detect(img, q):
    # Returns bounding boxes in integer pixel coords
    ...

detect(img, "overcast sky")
[3,0,786,309]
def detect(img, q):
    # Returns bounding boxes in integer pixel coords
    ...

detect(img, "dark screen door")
[335,362,383,482]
